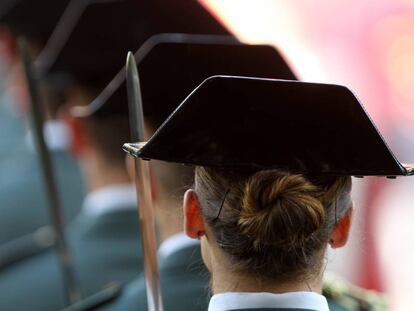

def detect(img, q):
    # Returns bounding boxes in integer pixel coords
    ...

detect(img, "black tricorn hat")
[41,0,230,87]
[74,33,296,121]
[126,76,413,177]
[0,0,70,47]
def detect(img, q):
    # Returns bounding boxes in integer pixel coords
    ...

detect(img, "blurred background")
[200,0,414,309]
[0,0,413,310]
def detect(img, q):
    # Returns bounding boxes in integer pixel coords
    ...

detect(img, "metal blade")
[18,37,81,306]
[126,52,145,142]
[126,51,163,311]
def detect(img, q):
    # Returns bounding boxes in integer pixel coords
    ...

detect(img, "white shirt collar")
[83,183,137,216]
[158,232,200,259]
[26,120,72,151]
[208,291,329,311]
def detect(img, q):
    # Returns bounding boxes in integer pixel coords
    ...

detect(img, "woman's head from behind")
[184,167,352,291]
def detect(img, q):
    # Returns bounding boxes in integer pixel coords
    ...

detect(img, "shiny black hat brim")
[136,75,412,177]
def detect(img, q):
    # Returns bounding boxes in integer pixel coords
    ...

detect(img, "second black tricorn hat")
[127,76,413,177]
[79,34,296,120]
[137,35,296,124]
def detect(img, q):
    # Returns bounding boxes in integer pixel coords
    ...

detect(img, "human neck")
[81,151,131,192]
[156,197,184,242]
[210,252,323,295]
[211,274,323,295]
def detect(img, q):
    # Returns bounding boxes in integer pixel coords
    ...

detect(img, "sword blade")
[18,37,81,306]
[126,52,163,311]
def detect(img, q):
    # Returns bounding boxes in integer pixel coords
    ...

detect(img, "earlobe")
[330,207,353,249]
[183,189,206,239]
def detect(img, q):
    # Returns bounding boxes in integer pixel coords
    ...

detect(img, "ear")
[183,189,206,239]
[330,206,353,249]
[65,115,87,156]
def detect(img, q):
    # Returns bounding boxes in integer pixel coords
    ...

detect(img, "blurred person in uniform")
[0,28,26,162]
[0,2,143,307]
[124,76,409,311]
[0,85,142,311]
[0,0,85,261]
[0,1,233,310]
[98,157,209,311]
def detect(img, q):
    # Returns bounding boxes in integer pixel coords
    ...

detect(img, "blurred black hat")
[0,0,70,48]
[74,33,296,122]
[138,35,296,124]
[131,76,414,177]
[41,0,230,90]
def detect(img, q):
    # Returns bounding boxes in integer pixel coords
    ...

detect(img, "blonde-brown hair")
[195,167,352,282]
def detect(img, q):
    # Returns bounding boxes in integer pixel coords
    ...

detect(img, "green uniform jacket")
[0,208,143,311]
[99,243,209,311]
[0,150,85,245]
[0,88,26,162]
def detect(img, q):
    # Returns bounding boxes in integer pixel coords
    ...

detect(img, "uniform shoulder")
[61,283,122,311]
[323,273,389,311]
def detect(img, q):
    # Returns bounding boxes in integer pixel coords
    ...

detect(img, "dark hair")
[194,167,352,282]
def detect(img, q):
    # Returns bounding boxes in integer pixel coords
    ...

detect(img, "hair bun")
[239,170,325,250]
